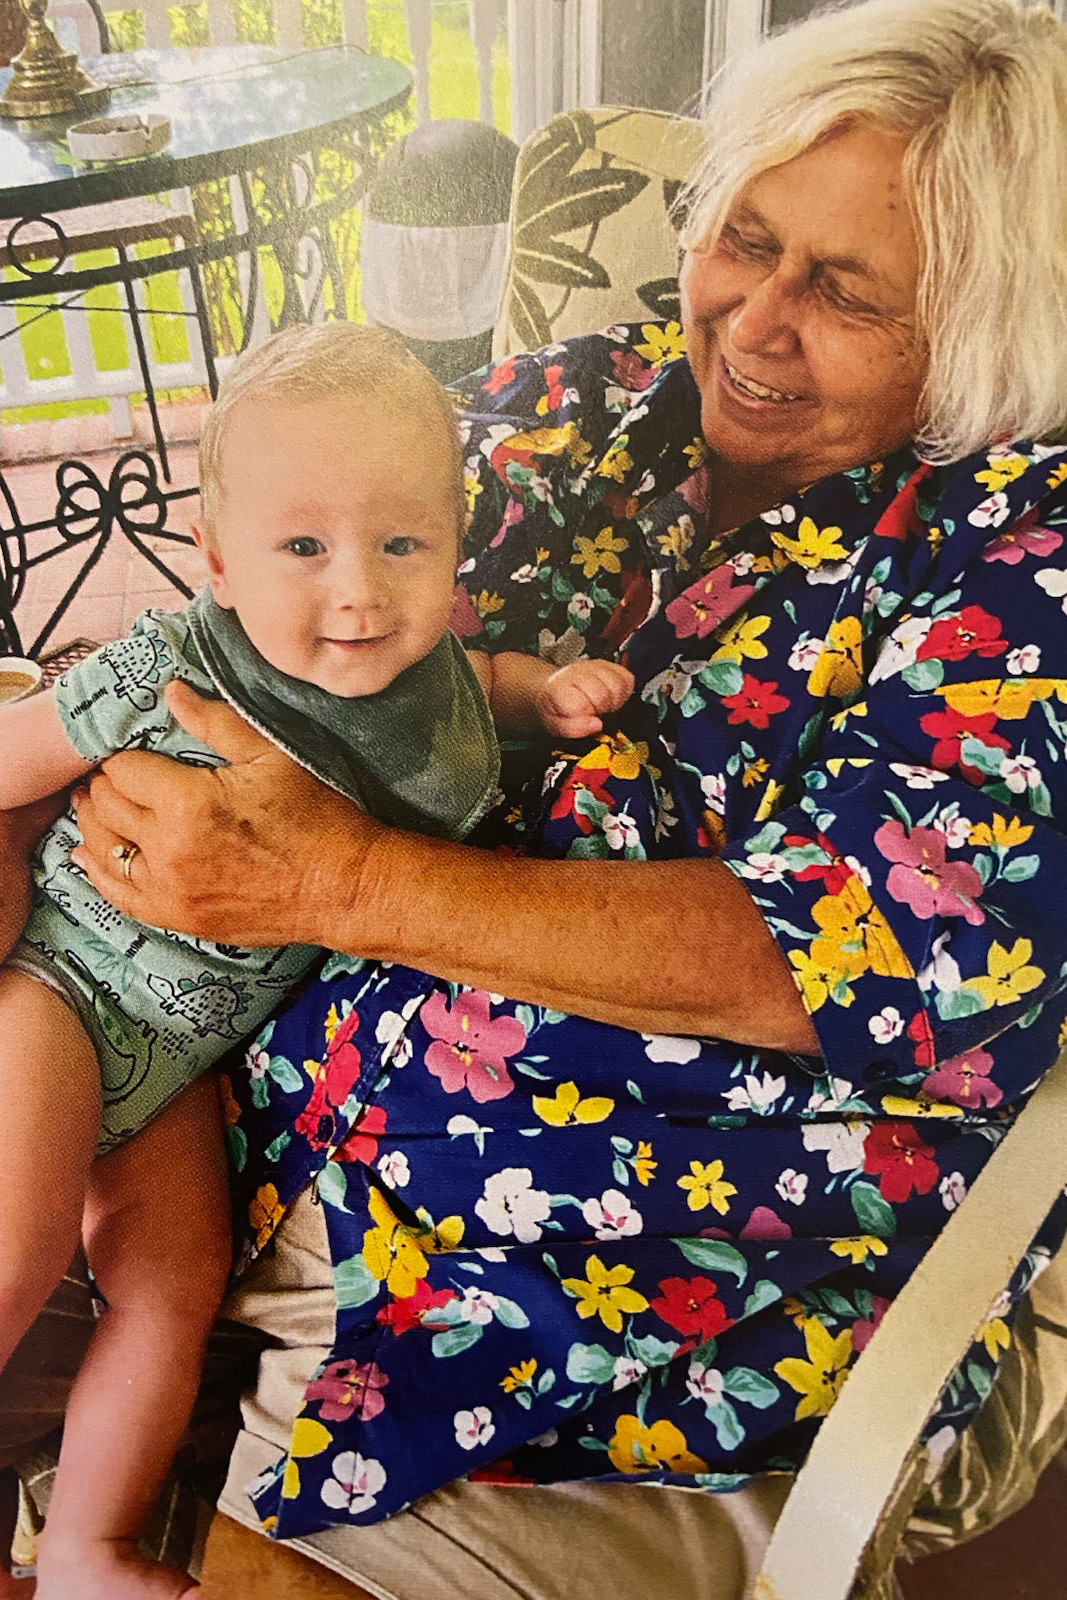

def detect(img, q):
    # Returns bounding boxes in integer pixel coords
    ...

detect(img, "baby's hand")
[535,659,635,739]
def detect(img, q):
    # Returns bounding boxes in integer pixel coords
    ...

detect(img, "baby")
[0,322,632,1600]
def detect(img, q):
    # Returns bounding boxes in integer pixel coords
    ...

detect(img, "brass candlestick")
[0,0,107,119]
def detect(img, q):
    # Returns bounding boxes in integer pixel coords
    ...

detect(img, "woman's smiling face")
[680,123,926,507]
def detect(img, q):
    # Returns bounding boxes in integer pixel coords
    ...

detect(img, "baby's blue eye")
[285,537,325,558]
[384,535,419,556]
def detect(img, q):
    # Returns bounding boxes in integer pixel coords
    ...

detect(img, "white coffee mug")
[0,656,43,705]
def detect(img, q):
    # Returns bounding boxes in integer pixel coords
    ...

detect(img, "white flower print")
[474,1168,552,1244]
[686,1361,726,1408]
[968,491,1011,528]
[568,592,595,620]
[612,1356,649,1392]
[375,996,421,1068]
[918,931,962,996]
[759,503,797,526]
[869,616,934,684]
[940,1172,967,1212]
[582,1188,644,1240]
[776,1168,808,1206]
[734,852,789,883]
[724,1072,786,1113]
[458,1288,500,1325]
[700,772,727,811]
[454,1407,495,1451]
[642,660,698,707]
[510,562,539,583]
[479,423,523,462]
[320,1452,387,1516]
[447,1114,492,1140]
[843,854,872,888]
[868,1008,904,1045]
[999,753,1041,794]
[788,636,824,673]
[1007,644,1041,674]
[889,762,949,790]
[1035,567,1067,612]
[246,1045,269,1079]
[642,1034,701,1064]
[933,807,972,849]
[603,811,642,852]
[802,1120,870,1174]
[805,1077,854,1114]
[377,1151,410,1189]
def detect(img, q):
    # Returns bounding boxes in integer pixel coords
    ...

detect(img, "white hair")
[678,0,1067,463]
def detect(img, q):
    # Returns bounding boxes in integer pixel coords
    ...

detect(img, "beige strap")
[754,1046,1067,1600]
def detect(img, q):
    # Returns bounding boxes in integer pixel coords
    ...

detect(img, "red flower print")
[305,1359,388,1423]
[449,587,484,640]
[923,1047,1002,1109]
[421,990,527,1103]
[336,1103,388,1165]
[296,1012,362,1150]
[541,362,566,412]
[785,830,852,894]
[919,706,1010,786]
[468,1460,536,1485]
[722,675,790,729]
[610,349,657,392]
[377,1280,458,1336]
[874,820,985,925]
[649,1275,732,1341]
[872,464,933,542]
[482,356,517,396]
[852,1295,891,1353]
[907,1010,936,1071]
[602,572,653,651]
[863,1122,939,1203]
[916,605,1007,663]
[664,566,756,640]
[549,769,615,835]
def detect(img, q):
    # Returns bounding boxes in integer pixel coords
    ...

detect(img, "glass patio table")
[0,43,412,655]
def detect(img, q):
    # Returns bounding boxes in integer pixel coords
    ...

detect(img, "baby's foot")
[35,1538,196,1600]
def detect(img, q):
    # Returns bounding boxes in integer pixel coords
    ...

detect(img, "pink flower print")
[610,349,656,392]
[875,820,985,925]
[740,1205,793,1241]
[852,1295,891,1353]
[306,1359,388,1424]
[982,524,1063,564]
[922,1047,1002,1109]
[664,565,756,640]
[421,990,527,1103]
[449,587,483,639]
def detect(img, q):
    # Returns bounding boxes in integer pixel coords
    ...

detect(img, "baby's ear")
[195,527,233,608]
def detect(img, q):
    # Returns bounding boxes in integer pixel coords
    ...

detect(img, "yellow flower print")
[634,1140,657,1186]
[506,422,591,465]
[250,1182,285,1250]
[775,1317,854,1420]
[532,1080,615,1127]
[771,516,849,569]
[218,1072,241,1130]
[656,520,694,567]
[964,939,1044,1008]
[939,678,1063,721]
[684,436,709,469]
[473,589,505,617]
[362,1186,430,1298]
[463,463,483,513]
[1048,461,1067,490]
[577,733,653,782]
[595,443,635,484]
[608,1415,707,1476]
[712,613,771,665]
[571,525,629,578]
[703,808,728,855]
[561,1254,649,1333]
[829,1236,889,1265]
[967,814,1034,850]
[1060,1013,1067,1048]
[787,948,848,1014]
[754,779,786,822]
[977,1317,1011,1361]
[635,320,686,364]
[741,756,770,789]
[810,877,913,983]
[974,452,1030,493]
[281,1417,333,1501]
[324,1004,341,1046]
[414,1207,466,1254]
[807,616,864,700]
[880,1094,963,1120]
[677,1158,737,1215]
[501,1359,538,1393]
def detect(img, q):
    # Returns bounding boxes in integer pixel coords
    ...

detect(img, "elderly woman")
[5,0,1067,1595]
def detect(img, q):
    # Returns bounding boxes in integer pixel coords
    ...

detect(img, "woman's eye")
[819,278,875,317]
[722,223,774,259]
[384,535,419,556]
[285,537,325,558]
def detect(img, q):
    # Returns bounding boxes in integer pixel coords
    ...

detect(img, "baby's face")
[204,394,461,698]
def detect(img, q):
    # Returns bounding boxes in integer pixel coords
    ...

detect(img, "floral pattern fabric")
[224,324,1067,1538]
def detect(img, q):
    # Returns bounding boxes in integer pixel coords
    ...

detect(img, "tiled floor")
[2,405,208,653]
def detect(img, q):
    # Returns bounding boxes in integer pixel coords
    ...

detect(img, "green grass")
[2,1,510,425]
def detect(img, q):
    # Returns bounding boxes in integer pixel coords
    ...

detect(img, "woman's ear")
[192,523,234,609]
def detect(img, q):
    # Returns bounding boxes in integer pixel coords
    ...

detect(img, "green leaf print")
[849,1181,897,1238]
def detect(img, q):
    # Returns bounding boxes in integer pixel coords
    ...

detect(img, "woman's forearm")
[329,831,821,1055]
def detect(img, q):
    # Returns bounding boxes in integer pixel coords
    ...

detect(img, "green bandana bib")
[186,590,499,840]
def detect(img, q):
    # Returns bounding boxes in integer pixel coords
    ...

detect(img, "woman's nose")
[728,270,801,358]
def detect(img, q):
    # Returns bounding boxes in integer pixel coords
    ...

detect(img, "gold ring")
[113,841,140,881]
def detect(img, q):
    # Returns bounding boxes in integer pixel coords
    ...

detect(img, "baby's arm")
[0,689,95,810]
[469,650,635,739]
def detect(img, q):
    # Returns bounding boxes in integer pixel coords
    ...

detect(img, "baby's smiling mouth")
[323,635,393,651]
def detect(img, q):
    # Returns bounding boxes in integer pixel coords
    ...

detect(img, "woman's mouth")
[722,358,803,405]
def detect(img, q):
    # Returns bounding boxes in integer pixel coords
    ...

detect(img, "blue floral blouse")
[224,323,1067,1538]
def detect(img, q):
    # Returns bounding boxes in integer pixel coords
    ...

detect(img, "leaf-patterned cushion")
[492,107,704,358]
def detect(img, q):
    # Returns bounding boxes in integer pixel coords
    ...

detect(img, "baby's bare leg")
[0,969,99,1376]
[36,1075,233,1600]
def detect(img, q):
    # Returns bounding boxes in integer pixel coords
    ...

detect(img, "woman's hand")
[0,792,68,958]
[69,681,387,949]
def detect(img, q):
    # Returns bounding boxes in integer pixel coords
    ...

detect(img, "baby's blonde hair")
[678,0,1067,463]
[198,322,466,544]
